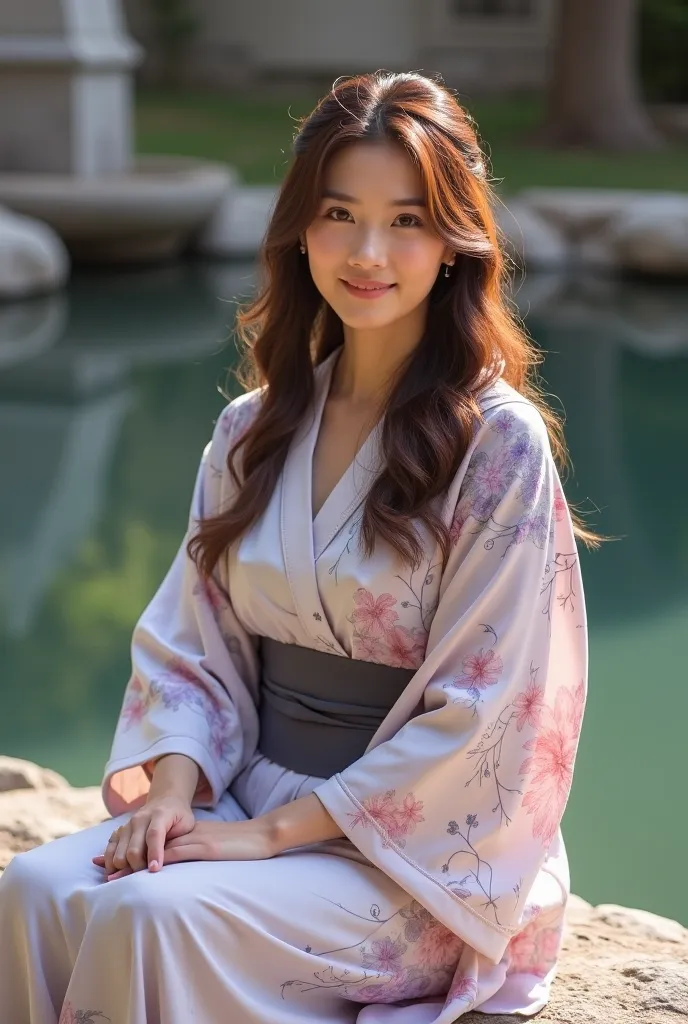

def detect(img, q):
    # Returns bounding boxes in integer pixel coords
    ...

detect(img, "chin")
[330,302,401,331]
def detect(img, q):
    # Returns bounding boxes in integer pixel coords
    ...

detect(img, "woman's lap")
[0,775,466,1022]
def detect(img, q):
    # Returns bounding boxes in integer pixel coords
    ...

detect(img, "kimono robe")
[0,347,587,1024]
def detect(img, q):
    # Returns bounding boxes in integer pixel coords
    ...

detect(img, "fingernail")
[149,860,159,871]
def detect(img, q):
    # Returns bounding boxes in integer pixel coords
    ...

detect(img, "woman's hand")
[92,795,196,880]
[162,818,277,866]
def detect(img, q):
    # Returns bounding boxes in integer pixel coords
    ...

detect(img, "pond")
[0,263,686,925]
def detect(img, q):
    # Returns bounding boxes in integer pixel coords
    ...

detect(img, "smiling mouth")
[341,280,396,297]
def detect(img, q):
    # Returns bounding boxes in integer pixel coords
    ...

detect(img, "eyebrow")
[321,189,426,207]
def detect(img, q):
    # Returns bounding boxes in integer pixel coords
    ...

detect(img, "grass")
[135,88,688,193]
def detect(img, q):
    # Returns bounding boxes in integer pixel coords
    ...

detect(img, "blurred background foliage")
[641,0,688,101]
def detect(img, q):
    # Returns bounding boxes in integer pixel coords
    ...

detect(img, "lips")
[341,279,396,299]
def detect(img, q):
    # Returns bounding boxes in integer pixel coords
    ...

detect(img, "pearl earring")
[299,243,306,254]
[444,263,451,278]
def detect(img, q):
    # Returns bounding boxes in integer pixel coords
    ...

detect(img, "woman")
[0,71,595,1024]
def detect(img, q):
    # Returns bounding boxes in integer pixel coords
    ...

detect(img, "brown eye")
[395,214,422,228]
[326,208,352,222]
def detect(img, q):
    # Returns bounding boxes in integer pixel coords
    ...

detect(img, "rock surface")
[0,757,686,1021]
[0,205,70,299]
[495,199,571,270]
[510,188,688,278]
[194,183,278,258]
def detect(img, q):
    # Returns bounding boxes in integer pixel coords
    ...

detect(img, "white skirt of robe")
[0,753,546,1024]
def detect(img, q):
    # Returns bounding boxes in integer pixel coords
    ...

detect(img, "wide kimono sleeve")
[102,395,261,817]
[313,399,588,965]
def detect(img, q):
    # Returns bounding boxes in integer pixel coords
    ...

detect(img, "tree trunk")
[538,0,664,151]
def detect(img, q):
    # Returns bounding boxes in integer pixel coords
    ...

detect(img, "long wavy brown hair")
[189,71,600,579]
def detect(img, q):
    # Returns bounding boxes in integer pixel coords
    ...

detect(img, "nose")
[347,227,388,269]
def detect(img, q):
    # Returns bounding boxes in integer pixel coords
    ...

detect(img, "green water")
[0,264,686,924]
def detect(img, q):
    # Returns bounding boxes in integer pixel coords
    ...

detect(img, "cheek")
[306,223,345,265]
[393,236,446,277]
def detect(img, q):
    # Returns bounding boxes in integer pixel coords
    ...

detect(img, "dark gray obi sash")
[257,637,415,777]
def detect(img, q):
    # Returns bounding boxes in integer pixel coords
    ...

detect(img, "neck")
[332,302,428,406]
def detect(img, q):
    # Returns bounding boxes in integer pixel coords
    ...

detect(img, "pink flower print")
[351,589,398,638]
[513,678,545,732]
[449,506,468,546]
[121,675,149,729]
[506,926,538,974]
[446,973,478,1007]
[349,790,424,846]
[539,926,563,962]
[349,790,401,834]
[383,625,426,669]
[507,921,561,978]
[163,655,199,686]
[520,680,585,846]
[395,793,425,837]
[352,632,386,664]
[453,647,503,689]
[415,921,463,968]
[193,577,229,615]
[361,935,408,976]
[553,486,567,523]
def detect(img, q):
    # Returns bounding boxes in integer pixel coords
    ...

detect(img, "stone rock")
[610,197,688,276]
[0,755,70,792]
[0,784,107,871]
[2,756,688,1023]
[495,199,571,271]
[0,206,70,299]
[618,959,688,1015]
[194,184,278,258]
[594,903,687,944]
[514,188,688,278]
[517,187,653,236]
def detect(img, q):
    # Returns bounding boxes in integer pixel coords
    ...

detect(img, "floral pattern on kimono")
[101,349,587,1022]
[59,1005,110,1024]
[312,392,588,969]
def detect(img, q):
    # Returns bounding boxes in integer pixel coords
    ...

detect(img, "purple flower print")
[59,1005,110,1024]
[119,656,235,761]
[444,972,478,1010]
[452,408,552,555]
[468,448,512,520]
[361,935,408,975]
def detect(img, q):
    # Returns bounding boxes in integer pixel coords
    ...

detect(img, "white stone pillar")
[0,0,142,176]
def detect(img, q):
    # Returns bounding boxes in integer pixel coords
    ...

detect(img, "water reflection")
[0,264,686,924]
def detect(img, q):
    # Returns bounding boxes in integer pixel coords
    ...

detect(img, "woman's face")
[304,141,453,333]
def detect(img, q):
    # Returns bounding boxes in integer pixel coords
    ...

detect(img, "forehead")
[321,140,424,200]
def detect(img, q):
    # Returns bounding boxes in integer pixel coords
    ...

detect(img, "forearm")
[262,792,345,854]
[147,753,200,805]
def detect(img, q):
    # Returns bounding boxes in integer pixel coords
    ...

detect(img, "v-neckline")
[309,352,379,524]
[308,350,383,535]
[279,349,385,654]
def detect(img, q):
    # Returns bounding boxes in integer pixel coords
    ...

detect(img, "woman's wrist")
[147,753,200,805]
[261,793,345,855]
